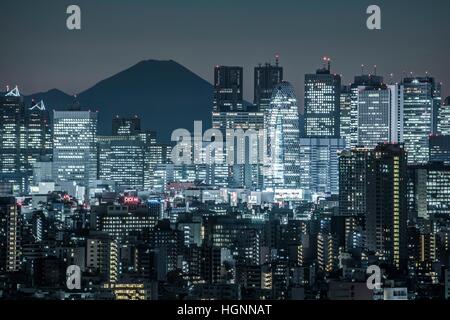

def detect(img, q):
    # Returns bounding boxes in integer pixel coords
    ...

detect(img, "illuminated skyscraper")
[213,66,243,112]
[366,143,407,270]
[212,108,265,189]
[0,88,50,193]
[53,109,98,193]
[401,77,441,164]
[304,58,341,138]
[254,57,283,113]
[357,82,400,148]
[264,81,301,189]
[26,100,52,168]
[98,139,145,190]
[339,85,352,147]
[299,137,345,197]
[438,97,450,135]
[338,147,372,217]
[0,87,27,193]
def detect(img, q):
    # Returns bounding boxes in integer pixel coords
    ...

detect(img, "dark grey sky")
[1,0,450,101]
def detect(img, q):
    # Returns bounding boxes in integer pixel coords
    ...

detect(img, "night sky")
[1,0,450,102]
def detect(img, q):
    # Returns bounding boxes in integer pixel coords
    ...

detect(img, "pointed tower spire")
[5,85,20,97]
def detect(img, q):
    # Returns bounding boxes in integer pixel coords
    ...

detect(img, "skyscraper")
[0,87,27,193]
[438,97,450,135]
[213,66,243,112]
[339,85,352,147]
[338,147,372,217]
[254,57,283,113]
[212,108,265,189]
[53,109,98,194]
[343,75,385,149]
[366,143,408,270]
[26,100,52,166]
[0,88,50,194]
[357,82,400,148]
[299,137,345,197]
[304,58,341,138]
[264,82,301,189]
[402,77,441,165]
[98,139,145,190]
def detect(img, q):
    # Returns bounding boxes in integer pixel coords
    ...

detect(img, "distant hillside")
[26,60,214,142]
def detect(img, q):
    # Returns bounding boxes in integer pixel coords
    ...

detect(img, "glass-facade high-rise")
[438,97,450,135]
[402,77,441,165]
[304,59,341,138]
[0,87,51,194]
[254,58,283,113]
[98,139,145,190]
[53,109,98,193]
[357,83,400,148]
[339,85,352,147]
[212,108,265,189]
[264,81,301,190]
[299,137,346,197]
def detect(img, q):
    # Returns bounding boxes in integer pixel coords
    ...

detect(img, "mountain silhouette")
[26,60,214,142]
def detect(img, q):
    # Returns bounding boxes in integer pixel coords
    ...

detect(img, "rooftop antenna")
[361,64,365,75]
[323,56,331,72]
[275,54,280,67]
[374,65,377,76]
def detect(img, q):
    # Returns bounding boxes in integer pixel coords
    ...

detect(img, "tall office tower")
[26,100,52,170]
[438,97,450,135]
[304,58,341,138]
[429,135,450,165]
[0,196,21,273]
[338,148,372,217]
[299,137,345,197]
[53,109,98,193]
[112,116,141,136]
[1,90,52,194]
[339,85,352,147]
[345,75,387,148]
[0,87,27,193]
[366,143,408,270]
[357,82,400,148]
[254,57,283,112]
[264,81,301,190]
[98,139,145,190]
[212,107,265,189]
[402,76,441,164]
[213,66,243,112]
[407,163,450,221]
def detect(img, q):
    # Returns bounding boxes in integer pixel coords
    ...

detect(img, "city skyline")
[2,0,450,303]
[1,0,450,100]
